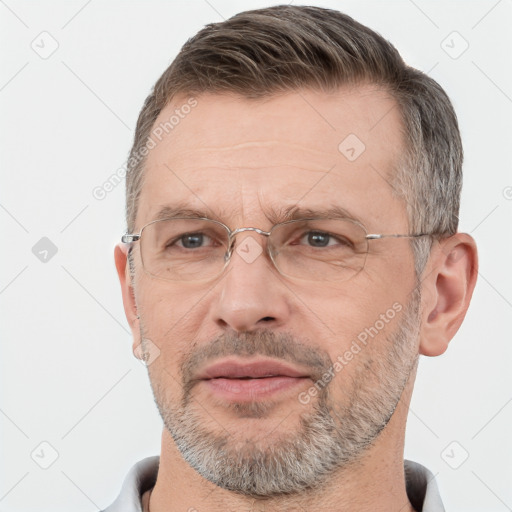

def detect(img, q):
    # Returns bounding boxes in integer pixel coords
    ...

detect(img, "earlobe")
[114,243,141,345]
[419,234,478,357]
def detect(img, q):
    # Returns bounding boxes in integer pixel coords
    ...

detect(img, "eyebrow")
[154,205,217,221]
[263,204,361,225]
[151,202,362,227]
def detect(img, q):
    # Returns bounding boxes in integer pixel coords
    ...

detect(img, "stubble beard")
[142,290,421,498]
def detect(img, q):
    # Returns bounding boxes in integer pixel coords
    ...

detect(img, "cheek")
[291,276,405,332]
[136,281,205,363]
[137,278,190,327]
[322,306,409,398]
[291,276,410,364]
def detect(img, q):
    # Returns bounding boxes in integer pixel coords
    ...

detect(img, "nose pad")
[224,238,236,263]
[224,248,232,264]
[222,228,274,275]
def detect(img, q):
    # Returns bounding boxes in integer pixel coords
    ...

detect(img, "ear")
[114,243,142,356]
[419,233,478,357]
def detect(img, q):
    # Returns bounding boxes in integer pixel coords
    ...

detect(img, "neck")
[148,380,417,512]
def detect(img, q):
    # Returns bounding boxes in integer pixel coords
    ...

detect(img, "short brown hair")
[125,5,463,273]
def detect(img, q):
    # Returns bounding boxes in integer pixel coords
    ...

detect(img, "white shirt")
[101,456,445,511]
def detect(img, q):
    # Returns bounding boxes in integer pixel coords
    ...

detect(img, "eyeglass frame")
[121,216,434,281]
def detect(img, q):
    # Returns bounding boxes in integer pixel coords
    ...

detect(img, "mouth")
[194,358,312,401]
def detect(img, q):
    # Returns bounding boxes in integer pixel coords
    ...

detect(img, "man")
[109,5,478,511]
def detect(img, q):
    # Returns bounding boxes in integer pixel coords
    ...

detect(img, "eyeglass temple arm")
[366,233,430,240]
[121,225,272,247]
[121,234,141,243]
[121,229,430,244]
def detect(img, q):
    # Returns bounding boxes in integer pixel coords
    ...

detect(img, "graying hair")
[125,5,463,276]
[144,290,421,497]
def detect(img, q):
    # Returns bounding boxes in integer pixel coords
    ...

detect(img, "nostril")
[261,317,274,322]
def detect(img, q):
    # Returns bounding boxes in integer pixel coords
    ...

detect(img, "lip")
[194,357,311,402]
[196,358,310,380]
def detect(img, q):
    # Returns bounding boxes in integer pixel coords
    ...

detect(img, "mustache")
[180,329,333,388]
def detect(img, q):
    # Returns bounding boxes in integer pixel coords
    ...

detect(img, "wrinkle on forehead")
[172,139,331,154]
[148,87,403,184]
[167,140,338,175]
[137,88,407,230]
[167,163,333,174]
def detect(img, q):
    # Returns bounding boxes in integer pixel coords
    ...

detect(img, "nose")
[210,233,291,333]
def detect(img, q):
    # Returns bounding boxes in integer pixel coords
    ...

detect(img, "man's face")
[130,87,421,496]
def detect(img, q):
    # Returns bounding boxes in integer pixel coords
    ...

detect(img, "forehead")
[137,87,407,230]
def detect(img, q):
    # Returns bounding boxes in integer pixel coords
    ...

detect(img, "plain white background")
[1,1,511,510]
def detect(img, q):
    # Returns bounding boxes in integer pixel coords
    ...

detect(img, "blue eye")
[179,233,206,249]
[306,231,331,247]
[299,231,352,248]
